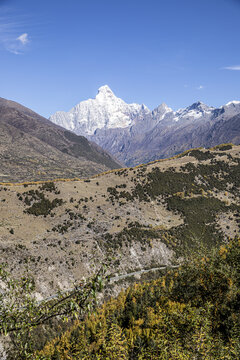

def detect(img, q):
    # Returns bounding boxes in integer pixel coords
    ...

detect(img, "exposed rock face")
[50,87,240,166]
[0,97,121,182]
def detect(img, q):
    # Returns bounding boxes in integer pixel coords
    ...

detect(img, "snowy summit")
[49,85,149,135]
[50,86,240,139]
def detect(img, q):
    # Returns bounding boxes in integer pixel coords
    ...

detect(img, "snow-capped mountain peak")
[95,85,116,102]
[49,85,149,136]
[49,87,240,149]
[98,84,113,93]
[225,100,240,107]
[173,101,215,122]
[158,102,173,113]
[152,103,173,122]
[188,101,211,111]
[220,100,240,118]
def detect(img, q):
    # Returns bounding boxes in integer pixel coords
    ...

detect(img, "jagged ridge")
[49,87,240,166]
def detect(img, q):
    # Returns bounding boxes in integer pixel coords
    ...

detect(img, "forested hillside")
[38,238,240,359]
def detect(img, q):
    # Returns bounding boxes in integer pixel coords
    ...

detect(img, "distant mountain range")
[0,97,121,182]
[50,85,240,166]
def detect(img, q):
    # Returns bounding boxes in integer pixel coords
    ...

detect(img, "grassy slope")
[0,145,239,300]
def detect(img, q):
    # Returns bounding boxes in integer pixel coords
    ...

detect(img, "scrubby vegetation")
[101,154,240,251]
[38,237,240,359]
[25,197,64,216]
[187,149,214,160]
[17,183,64,216]
[100,225,160,250]
[212,144,233,151]
[39,182,60,194]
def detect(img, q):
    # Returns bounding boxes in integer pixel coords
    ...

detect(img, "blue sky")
[0,0,240,117]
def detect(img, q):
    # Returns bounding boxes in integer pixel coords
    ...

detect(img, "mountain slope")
[0,145,239,300]
[0,97,121,182]
[49,87,240,166]
[125,112,240,166]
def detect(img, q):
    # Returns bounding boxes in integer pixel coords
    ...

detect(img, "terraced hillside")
[0,144,239,298]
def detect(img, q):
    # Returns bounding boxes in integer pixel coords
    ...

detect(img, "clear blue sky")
[0,0,240,117]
